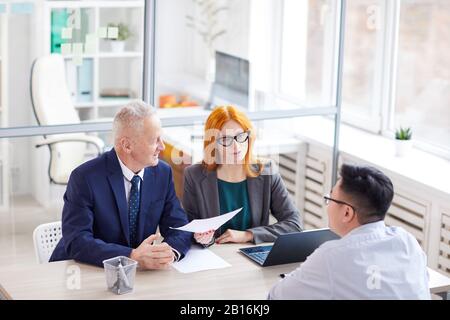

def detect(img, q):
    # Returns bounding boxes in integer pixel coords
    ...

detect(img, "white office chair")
[30,54,105,184]
[33,221,62,264]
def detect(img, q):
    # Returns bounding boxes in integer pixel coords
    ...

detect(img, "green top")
[217,179,252,233]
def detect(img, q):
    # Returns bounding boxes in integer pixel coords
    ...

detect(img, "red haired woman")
[182,106,302,246]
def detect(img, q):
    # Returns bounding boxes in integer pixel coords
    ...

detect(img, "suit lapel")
[200,170,220,218]
[137,167,156,243]
[106,149,130,246]
[247,175,264,227]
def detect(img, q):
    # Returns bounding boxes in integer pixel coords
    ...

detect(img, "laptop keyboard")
[250,251,269,264]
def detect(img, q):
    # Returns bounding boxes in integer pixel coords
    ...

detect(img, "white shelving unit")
[42,0,145,121]
[0,14,9,210]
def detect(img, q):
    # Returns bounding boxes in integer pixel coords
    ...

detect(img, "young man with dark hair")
[268,164,430,299]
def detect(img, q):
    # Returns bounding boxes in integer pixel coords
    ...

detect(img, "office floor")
[0,195,63,266]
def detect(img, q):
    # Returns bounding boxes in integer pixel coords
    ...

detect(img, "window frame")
[276,0,450,161]
[336,0,389,134]
[382,0,450,161]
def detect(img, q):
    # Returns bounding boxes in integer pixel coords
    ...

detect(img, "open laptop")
[239,228,340,267]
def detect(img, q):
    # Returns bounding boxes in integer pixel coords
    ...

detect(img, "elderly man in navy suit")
[50,101,192,269]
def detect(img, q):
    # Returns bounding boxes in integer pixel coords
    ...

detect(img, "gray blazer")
[182,161,303,244]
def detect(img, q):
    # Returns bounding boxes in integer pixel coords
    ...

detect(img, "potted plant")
[107,23,131,52]
[395,127,413,157]
[185,1,229,82]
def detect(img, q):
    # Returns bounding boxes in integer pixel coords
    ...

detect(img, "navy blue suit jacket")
[50,148,192,267]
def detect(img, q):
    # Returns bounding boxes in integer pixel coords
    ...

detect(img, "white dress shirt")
[116,154,180,261]
[268,221,431,300]
[116,154,144,203]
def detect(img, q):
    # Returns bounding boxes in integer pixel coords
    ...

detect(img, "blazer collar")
[106,149,130,245]
[247,174,264,227]
[200,168,221,218]
[106,148,157,247]
[200,166,264,227]
[137,167,157,243]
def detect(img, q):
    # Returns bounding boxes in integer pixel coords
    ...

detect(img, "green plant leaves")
[395,127,412,140]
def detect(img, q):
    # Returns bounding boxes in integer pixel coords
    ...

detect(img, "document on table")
[172,247,231,273]
[170,207,242,233]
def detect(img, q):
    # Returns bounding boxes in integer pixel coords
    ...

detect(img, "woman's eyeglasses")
[323,194,356,212]
[217,131,250,147]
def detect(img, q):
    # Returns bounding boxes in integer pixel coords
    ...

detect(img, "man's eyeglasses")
[217,131,250,147]
[323,194,356,212]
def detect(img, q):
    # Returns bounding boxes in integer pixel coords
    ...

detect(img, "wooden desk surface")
[0,243,449,300]
[0,244,296,300]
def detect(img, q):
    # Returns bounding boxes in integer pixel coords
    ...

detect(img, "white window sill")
[287,117,450,197]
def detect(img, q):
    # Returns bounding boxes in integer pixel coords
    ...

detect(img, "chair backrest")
[33,221,62,264]
[30,54,89,184]
[31,54,80,126]
[47,134,89,184]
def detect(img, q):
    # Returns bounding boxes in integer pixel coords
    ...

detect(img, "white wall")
[248,0,280,109]
[155,0,191,76]
[4,4,53,206]
[156,0,251,79]
[8,14,35,196]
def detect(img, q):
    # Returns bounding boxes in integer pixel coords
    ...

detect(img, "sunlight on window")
[279,0,308,101]
[342,0,383,116]
[279,0,334,106]
[395,0,450,151]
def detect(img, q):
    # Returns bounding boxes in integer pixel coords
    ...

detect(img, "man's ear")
[120,137,132,154]
[343,206,356,223]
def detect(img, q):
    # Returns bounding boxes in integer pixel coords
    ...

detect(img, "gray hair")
[113,100,157,142]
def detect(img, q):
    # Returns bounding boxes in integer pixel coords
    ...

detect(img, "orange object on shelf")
[159,94,177,108]
[159,93,199,108]
[180,100,198,107]
[179,95,198,107]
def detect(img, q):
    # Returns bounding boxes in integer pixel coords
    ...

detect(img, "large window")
[279,0,335,107]
[279,0,450,159]
[342,0,383,123]
[279,0,386,126]
[394,0,450,155]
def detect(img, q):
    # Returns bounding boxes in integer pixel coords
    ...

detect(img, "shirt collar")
[116,153,145,182]
[345,220,386,238]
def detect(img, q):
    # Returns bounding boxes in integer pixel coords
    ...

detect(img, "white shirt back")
[268,221,431,300]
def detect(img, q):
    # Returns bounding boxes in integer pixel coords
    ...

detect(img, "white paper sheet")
[172,247,231,273]
[170,207,242,233]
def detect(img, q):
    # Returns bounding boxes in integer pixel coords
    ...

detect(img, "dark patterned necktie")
[128,175,141,248]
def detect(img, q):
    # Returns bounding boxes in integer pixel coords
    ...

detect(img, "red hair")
[202,106,263,177]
